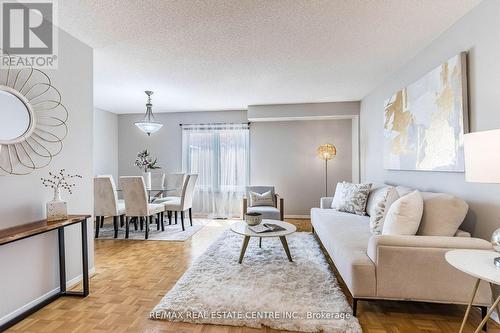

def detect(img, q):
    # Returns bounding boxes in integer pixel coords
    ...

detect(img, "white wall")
[117,102,358,217]
[251,119,352,216]
[0,30,93,324]
[117,110,248,176]
[94,108,118,179]
[248,101,359,121]
[360,0,500,239]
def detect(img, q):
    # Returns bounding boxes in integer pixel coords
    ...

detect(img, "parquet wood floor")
[6,218,500,333]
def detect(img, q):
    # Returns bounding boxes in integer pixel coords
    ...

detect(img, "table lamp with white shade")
[464,129,500,267]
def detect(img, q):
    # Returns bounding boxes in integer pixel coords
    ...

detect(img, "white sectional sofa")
[311,184,493,318]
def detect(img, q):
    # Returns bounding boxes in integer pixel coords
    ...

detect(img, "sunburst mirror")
[0,52,68,175]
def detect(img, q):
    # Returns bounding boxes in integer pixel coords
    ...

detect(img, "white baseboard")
[0,267,96,326]
[285,215,310,219]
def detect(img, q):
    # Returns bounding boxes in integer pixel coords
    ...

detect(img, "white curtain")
[182,123,249,218]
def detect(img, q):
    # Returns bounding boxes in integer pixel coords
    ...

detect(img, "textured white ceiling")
[59,0,481,114]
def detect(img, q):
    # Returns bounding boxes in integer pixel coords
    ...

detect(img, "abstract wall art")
[383,52,469,172]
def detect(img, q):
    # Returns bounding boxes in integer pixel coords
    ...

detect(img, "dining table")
[116,187,178,203]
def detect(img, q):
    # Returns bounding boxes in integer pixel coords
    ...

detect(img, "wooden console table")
[0,215,91,332]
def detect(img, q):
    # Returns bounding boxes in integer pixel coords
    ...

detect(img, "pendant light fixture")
[134,90,163,136]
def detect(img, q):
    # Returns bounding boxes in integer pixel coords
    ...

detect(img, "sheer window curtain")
[181,123,249,218]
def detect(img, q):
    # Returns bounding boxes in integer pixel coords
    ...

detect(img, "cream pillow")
[417,192,468,236]
[249,191,274,207]
[331,182,345,209]
[382,190,423,235]
[369,186,399,235]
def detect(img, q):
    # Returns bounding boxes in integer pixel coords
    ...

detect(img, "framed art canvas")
[383,52,469,172]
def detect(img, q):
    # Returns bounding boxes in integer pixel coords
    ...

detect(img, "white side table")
[446,249,500,333]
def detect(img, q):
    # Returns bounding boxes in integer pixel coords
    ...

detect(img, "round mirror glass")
[0,88,32,143]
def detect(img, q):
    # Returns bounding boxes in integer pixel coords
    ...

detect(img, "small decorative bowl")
[245,212,262,226]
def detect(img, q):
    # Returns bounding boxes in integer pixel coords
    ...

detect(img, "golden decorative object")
[316,144,337,160]
[316,144,337,196]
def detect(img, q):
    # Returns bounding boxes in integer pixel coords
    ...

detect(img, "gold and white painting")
[383,52,469,172]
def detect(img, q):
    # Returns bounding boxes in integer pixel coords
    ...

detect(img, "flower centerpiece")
[41,169,82,221]
[134,149,161,188]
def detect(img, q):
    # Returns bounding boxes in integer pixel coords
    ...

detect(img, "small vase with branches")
[41,169,82,221]
[134,150,161,188]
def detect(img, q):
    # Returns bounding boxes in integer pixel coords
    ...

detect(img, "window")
[182,123,249,218]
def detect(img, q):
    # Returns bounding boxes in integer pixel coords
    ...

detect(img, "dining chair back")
[151,172,166,188]
[94,176,120,216]
[181,174,198,210]
[120,176,149,216]
[165,173,186,196]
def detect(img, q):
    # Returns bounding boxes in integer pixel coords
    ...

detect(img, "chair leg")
[189,208,193,226]
[120,215,124,228]
[134,217,138,230]
[145,216,150,239]
[125,216,130,238]
[481,306,488,332]
[140,217,144,230]
[168,211,172,225]
[160,212,165,231]
[100,217,104,227]
[95,216,101,238]
[175,211,178,224]
[180,211,185,231]
[156,213,160,231]
[113,216,118,238]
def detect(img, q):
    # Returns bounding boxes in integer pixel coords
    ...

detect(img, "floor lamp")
[462,128,500,333]
[464,129,500,264]
[317,144,337,197]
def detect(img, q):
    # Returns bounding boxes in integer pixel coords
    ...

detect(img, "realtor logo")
[1,0,58,68]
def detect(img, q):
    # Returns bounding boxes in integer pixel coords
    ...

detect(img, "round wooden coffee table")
[230,219,296,264]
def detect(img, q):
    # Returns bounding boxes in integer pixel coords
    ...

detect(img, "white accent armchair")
[242,186,284,221]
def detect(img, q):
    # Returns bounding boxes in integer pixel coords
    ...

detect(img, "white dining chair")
[163,174,197,231]
[152,172,186,208]
[119,176,165,239]
[93,176,125,238]
[165,173,186,197]
[149,172,166,201]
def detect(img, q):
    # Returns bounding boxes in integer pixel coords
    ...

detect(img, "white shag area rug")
[151,230,361,333]
[96,218,209,241]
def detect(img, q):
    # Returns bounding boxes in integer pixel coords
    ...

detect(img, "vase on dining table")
[46,187,68,221]
[143,171,152,189]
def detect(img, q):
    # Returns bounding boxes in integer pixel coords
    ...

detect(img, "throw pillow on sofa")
[369,186,399,235]
[331,181,372,215]
[382,190,423,235]
[417,192,469,236]
[249,191,274,207]
[365,183,390,216]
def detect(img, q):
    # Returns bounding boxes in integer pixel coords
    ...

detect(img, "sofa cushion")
[310,208,376,297]
[382,190,423,236]
[395,185,413,197]
[247,206,280,220]
[365,183,389,216]
[369,186,399,235]
[248,190,274,207]
[417,192,469,236]
[331,182,372,215]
